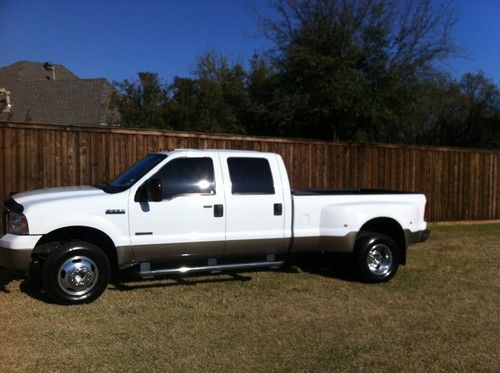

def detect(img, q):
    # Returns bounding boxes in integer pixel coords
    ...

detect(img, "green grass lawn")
[0,223,498,372]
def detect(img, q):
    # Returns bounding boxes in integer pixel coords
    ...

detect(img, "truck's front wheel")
[355,233,399,282]
[42,241,110,304]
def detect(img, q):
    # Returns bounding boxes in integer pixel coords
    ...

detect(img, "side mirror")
[134,178,163,202]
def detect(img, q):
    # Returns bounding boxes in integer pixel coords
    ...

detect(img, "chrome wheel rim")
[367,244,393,276]
[57,255,99,296]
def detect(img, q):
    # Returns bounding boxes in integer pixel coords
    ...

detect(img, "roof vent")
[0,88,12,112]
[43,62,56,80]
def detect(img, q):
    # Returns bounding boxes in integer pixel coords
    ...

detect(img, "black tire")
[355,233,399,283]
[42,241,110,304]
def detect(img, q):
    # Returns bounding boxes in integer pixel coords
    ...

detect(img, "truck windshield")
[100,154,167,193]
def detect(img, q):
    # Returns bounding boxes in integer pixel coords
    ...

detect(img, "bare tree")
[259,0,458,76]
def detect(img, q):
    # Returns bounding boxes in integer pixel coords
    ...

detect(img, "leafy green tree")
[414,73,470,146]
[258,0,458,142]
[165,52,248,134]
[245,53,294,137]
[110,72,169,129]
[415,72,499,148]
[459,72,500,148]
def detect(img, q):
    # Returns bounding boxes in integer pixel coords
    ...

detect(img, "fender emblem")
[105,209,126,215]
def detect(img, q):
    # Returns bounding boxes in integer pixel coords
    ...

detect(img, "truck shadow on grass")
[284,253,358,282]
[0,267,23,294]
[0,267,56,304]
[109,272,254,292]
[1,253,358,303]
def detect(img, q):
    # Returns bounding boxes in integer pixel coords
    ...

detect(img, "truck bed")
[290,190,427,254]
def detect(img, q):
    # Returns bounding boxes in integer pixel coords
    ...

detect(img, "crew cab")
[0,149,429,304]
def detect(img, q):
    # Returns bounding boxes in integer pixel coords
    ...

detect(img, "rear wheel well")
[34,226,118,270]
[357,218,407,265]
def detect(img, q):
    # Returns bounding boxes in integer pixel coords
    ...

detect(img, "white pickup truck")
[1,149,429,304]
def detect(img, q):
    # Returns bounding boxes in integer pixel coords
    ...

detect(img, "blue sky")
[0,0,499,84]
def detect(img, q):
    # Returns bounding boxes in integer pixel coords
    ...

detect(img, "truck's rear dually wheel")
[355,233,399,282]
[42,241,110,304]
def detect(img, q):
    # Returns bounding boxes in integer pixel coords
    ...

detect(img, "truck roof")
[155,148,275,156]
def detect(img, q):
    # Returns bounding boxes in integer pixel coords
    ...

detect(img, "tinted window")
[227,157,275,194]
[155,157,215,199]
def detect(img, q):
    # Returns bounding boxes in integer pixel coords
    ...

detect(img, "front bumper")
[0,234,42,270]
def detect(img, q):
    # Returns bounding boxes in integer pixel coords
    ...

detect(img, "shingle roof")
[0,61,79,81]
[0,79,115,126]
[0,61,118,126]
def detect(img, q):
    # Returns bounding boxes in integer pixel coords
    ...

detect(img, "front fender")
[28,213,130,248]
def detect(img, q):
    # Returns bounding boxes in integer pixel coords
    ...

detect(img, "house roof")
[0,61,118,126]
[0,79,115,126]
[0,61,79,81]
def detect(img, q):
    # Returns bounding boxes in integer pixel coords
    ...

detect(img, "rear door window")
[227,157,275,194]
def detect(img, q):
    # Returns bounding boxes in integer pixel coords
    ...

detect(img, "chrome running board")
[138,261,284,279]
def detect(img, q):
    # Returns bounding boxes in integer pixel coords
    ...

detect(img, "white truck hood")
[8,186,129,237]
[13,186,106,207]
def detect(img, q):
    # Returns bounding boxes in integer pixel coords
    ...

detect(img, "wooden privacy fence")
[0,121,499,222]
